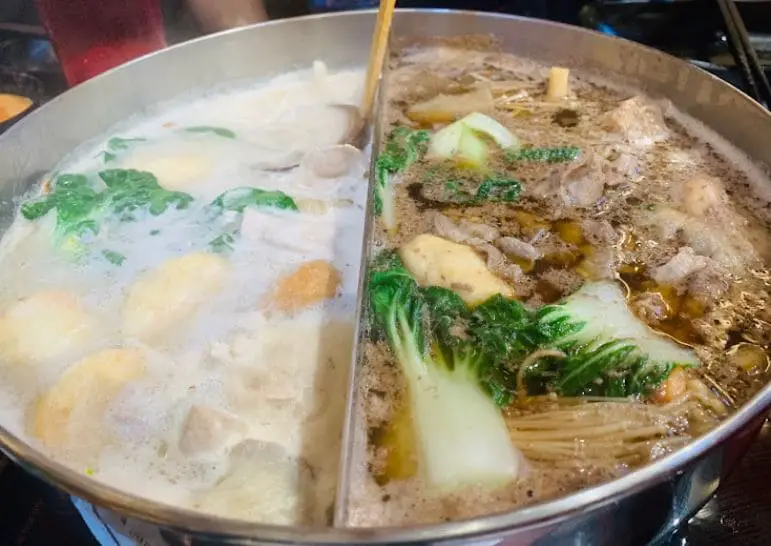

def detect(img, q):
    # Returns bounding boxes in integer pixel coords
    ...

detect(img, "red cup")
[34,0,167,87]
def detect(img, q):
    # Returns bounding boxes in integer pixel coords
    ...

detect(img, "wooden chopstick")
[360,0,398,122]
[715,0,771,107]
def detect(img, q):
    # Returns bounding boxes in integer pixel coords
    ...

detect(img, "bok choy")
[20,170,194,259]
[528,281,700,397]
[374,127,430,234]
[426,112,520,169]
[368,253,525,492]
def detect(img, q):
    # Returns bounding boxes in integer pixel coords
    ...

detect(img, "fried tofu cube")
[264,260,341,314]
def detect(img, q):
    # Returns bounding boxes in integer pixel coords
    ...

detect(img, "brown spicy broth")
[346,36,771,526]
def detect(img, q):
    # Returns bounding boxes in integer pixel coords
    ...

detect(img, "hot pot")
[0,9,769,546]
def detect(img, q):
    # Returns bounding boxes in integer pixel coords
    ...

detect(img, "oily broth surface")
[0,65,368,524]
[346,41,771,526]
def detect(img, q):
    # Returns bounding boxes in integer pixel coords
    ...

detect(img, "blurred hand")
[185,0,269,33]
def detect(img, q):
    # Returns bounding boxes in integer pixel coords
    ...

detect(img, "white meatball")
[30,348,145,451]
[0,290,94,367]
[299,144,365,180]
[123,252,230,343]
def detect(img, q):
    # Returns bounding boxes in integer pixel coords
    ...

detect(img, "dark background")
[0,1,770,545]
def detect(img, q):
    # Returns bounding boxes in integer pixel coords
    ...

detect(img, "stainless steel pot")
[0,9,770,546]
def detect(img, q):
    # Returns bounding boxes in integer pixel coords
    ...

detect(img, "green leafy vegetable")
[439,174,522,206]
[474,176,522,203]
[21,174,101,250]
[101,151,117,163]
[374,128,430,233]
[507,146,580,163]
[98,136,146,163]
[206,187,298,254]
[209,232,236,254]
[19,169,195,258]
[427,112,520,169]
[368,252,524,492]
[185,126,236,139]
[466,295,544,405]
[211,187,297,213]
[529,281,699,397]
[102,249,126,266]
[99,169,193,218]
[107,137,146,151]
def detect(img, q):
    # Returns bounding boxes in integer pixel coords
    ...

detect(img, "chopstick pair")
[715,0,771,108]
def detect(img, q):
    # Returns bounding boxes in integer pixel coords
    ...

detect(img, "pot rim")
[1,8,770,544]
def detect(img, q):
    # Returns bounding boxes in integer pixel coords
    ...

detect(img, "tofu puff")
[262,260,342,315]
[123,252,231,344]
[400,234,515,305]
[0,291,96,381]
[28,348,146,463]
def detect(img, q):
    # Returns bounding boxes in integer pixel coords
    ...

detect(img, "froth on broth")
[344,38,771,526]
[0,62,368,526]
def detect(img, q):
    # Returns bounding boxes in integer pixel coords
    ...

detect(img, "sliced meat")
[602,96,669,148]
[637,206,690,241]
[637,208,756,274]
[533,232,574,258]
[178,405,248,456]
[687,262,730,303]
[652,247,710,286]
[676,175,727,217]
[474,243,523,283]
[581,219,618,247]
[534,155,612,208]
[458,219,500,242]
[580,246,618,280]
[609,151,641,182]
[539,268,584,299]
[679,222,758,272]
[433,212,475,244]
[497,236,542,261]
[631,292,670,325]
[432,212,499,244]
